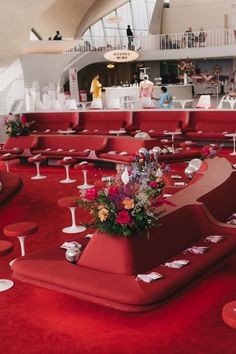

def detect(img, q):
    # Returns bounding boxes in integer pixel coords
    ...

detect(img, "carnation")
[116,210,131,224]
[85,187,98,201]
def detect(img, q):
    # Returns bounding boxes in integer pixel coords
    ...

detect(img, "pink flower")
[108,186,119,196]
[116,210,131,224]
[21,115,27,124]
[149,181,158,188]
[85,187,98,201]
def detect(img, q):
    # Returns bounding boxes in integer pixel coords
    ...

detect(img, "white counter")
[103,85,193,108]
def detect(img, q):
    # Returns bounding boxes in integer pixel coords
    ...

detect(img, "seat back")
[35,136,108,151]
[4,136,38,149]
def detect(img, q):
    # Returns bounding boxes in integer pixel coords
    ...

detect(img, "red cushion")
[3,136,38,150]
[0,171,22,205]
[0,240,13,256]
[4,222,38,237]
[57,158,77,166]
[58,197,78,208]
[0,148,23,155]
[0,155,17,161]
[28,156,47,163]
[74,162,94,170]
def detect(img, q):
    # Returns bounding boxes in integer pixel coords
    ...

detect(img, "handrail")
[65,28,236,53]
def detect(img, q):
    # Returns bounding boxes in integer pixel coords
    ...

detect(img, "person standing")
[153,86,173,109]
[139,75,154,108]
[126,25,134,50]
[90,74,103,109]
[53,30,62,40]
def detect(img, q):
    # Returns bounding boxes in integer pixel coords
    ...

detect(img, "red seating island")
[11,158,236,312]
[0,171,22,205]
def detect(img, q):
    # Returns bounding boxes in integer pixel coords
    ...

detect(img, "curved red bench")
[0,171,22,205]
[0,136,38,156]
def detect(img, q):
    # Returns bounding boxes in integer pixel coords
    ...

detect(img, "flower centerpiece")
[79,148,171,237]
[178,58,194,85]
[3,113,30,137]
[201,143,223,159]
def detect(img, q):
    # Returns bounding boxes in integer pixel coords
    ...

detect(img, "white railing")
[66,28,236,53]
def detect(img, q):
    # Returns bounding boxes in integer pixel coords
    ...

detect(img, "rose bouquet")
[178,58,194,74]
[78,149,170,237]
[3,113,30,137]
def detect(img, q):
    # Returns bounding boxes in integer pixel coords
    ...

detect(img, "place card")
[79,161,88,165]
[57,149,63,152]
[174,182,185,186]
[3,153,11,157]
[171,175,182,179]
[162,260,190,269]
[45,129,51,133]
[82,129,89,132]
[63,156,72,161]
[45,148,51,151]
[183,246,209,255]
[84,233,94,240]
[69,149,76,152]
[108,151,117,155]
[60,241,82,250]
[119,151,128,156]
[136,272,163,283]
[205,235,224,243]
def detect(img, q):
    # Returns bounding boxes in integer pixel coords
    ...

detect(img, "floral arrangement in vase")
[78,148,172,237]
[201,143,223,159]
[178,58,194,74]
[3,113,30,137]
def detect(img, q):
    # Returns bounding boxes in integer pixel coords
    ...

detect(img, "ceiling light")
[107,63,115,69]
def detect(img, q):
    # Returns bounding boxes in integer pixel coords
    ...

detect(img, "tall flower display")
[78,149,172,237]
[178,58,194,74]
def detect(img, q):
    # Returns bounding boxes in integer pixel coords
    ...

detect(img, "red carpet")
[1,162,236,354]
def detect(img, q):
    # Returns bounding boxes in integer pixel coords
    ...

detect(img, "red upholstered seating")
[24,112,79,133]
[222,301,236,329]
[78,111,132,134]
[4,222,38,238]
[98,137,158,164]
[0,240,13,256]
[58,197,86,233]
[28,155,47,163]
[0,136,38,156]
[0,171,22,205]
[32,135,107,160]
[185,111,236,141]
[4,221,38,264]
[129,111,189,137]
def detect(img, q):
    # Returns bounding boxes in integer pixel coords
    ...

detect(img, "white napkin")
[119,151,128,156]
[108,151,117,155]
[60,241,82,250]
[45,148,51,151]
[162,260,190,269]
[32,130,38,133]
[185,141,193,144]
[136,130,141,132]
[171,175,182,179]
[3,153,11,157]
[69,149,76,152]
[94,129,99,132]
[82,129,89,132]
[205,235,224,243]
[79,161,88,165]
[13,147,19,150]
[183,246,209,255]
[222,131,228,134]
[136,272,163,283]
[33,154,42,159]
[84,233,94,240]
[163,193,172,198]
[57,149,63,152]
[149,130,155,133]
[174,182,185,186]
[63,156,72,161]
[197,131,203,133]
[45,129,51,133]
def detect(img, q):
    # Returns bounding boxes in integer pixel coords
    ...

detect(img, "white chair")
[196,95,211,109]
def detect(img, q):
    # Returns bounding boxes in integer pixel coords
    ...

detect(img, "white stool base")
[229,152,236,156]
[31,175,47,180]
[77,183,94,189]
[62,225,86,234]
[60,178,76,184]
[0,279,14,292]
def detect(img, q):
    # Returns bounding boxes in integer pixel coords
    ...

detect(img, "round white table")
[225,133,236,155]
[164,131,182,150]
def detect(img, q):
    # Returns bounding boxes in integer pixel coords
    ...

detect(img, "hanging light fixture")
[107,63,115,69]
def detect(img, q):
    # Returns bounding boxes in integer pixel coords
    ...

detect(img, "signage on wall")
[69,68,79,102]
[104,50,139,63]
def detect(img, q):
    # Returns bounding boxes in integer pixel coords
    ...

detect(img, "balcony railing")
[66,28,236,53]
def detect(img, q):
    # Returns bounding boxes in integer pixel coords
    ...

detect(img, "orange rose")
[122,198,134,210]
[98,208,109,222]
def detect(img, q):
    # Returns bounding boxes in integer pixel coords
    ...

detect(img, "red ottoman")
[0,240,14,292]
[222,301,236,329]
[57,157,77,184]
[28,155,47,180]
[58,197,86,234]
[4,222,38,265]
[0,154,17,172]
[74,162,94,189]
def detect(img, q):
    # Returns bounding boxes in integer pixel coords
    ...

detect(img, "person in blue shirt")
[153,86,173,109]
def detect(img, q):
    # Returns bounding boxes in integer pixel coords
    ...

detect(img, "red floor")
[1,162,236,354]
